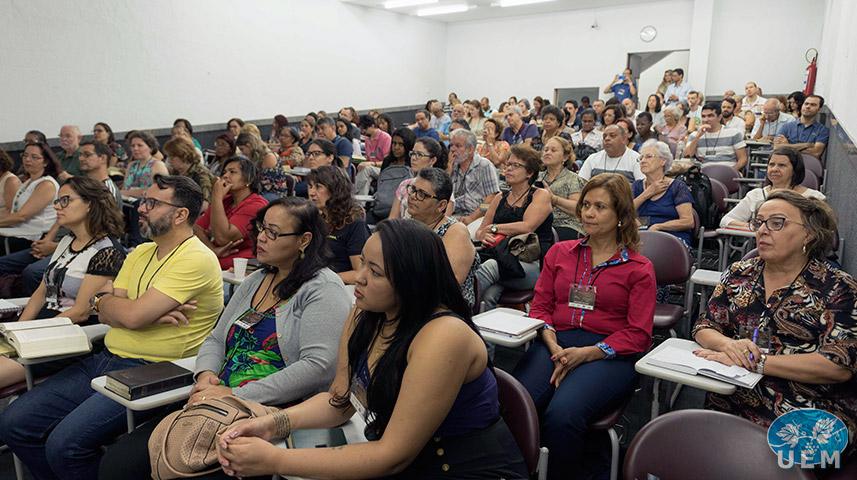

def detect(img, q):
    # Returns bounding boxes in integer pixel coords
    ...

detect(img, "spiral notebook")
[0,299,21,315]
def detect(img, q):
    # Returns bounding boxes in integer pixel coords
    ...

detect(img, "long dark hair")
[381,127,415,170]
[254,197,330,300]
[307,165,362,231]
[23,142,61,179]
[414,137,448,171]
[63,176,125,239]
[330,219,475,439]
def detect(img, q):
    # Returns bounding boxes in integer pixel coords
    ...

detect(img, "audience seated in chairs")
[538,136,586,241]
[578,124,642,183]
[633,140,695,248]
[0,141,60,255]
[0,175,223,479]
[121,131,168,198]
[477,118,511,169]
[692,190,857,463]
[356,125,414,197]
[389,137,448,220]
[227,117,244,139]
[164,136,214,206]
[657,105,687,158]
[236,132,287,202]
[277,126,305,168]
[512,173,656,480]
[213,219,528,479]
[194,156,268,270]
[683,102,748,171]
[56,125,82,181]
[476,145,553,311]
[0,177,126,389]
[0,148,22,215]
[451,129,501,226]
[209,132,237,177]
[720,148,826,229]
[294,138,344,198]
[307,165,369,285]
[99,197,352,480]
[774,94,829,159]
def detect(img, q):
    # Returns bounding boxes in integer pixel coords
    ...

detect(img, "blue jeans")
[0,250,50,295]
[0,350,150,480]
[476,259,541,311]
[512,330,637,480]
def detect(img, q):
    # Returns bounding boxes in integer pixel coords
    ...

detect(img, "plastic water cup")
[233,258,249,279]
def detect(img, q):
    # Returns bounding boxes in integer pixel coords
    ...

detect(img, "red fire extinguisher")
[804,48,818,96]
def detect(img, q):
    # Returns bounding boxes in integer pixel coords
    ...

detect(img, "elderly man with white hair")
[751,98,794,141]
[57,125,82,180]
[449,128,500,225]
[501,106,539,146]
[632,139,695,247]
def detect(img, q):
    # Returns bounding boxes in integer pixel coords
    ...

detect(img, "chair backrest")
[708,178,729,214]
[639,230,693,285]
[700,163,740,195]
[494,367,540,475]
[623,409,816,480]
[800,153,824,180]
[800,171,819,190]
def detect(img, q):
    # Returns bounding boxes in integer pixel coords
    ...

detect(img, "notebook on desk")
[0,317,90,359]
[646,346,762,389]
[0,299,22,315]
[474,311,544,338]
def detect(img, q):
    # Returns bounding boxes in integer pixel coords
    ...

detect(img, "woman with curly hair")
[307,165,369,285]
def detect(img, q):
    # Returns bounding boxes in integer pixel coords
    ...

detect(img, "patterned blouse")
[436,217,478,309]
[123,158,157,190]
[692,258,857,455]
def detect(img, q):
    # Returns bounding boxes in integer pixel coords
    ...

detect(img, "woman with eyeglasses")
[633,140,694,247]
[307,165,369,285]
[194,156,268,270]
[693,191,857,459]
[294,139,345,198]
[121,131,169,199]
[538,136,585,241]
[389,138,448,220]
[92,122,126,166]
[277,127,305,169]
[720,148,825,229]
[99,197,351,480]
[476,145,554,312]
[0,177,125,389]
[0,142,62,255]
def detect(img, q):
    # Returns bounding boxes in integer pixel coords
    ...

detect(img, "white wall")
[636,50,690,102]
[0,0,447,143]
[445,1,695,105]
[817,0,857,140]
[706,0,825,96]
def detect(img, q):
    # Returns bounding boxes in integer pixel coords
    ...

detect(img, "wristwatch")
[90,292,111,313]
[490,224,499,234]
[755,353,767,374]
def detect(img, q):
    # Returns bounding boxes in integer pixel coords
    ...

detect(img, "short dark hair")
[414,137,448,171]
[358,114,376,129]
[222,155,261,193]
[25,130,47,144]
[701,102,722,116]
[768,148,806,188]
[279,127,301,145]
[721,97,737,109]
[79,139,113,160]
[580,108,597,120]
[509,145,541,185]
[581,96,591,103]
[806,94,825,108]
[173,118,193,134]
[153,174,204,224]
[126,130,159,155]
[673,68,684,76]
[317,117,336,129]
[227,118,245,129]
[417,167,453,202]
[540,105,565,124]
[214,133,236,156]
[636,111,653,123]
[415,109,431,120]
[483,118,504,141]
[564,99,578,108]
[450,119,469,131]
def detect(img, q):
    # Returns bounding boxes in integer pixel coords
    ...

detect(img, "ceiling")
[341,0,652,23]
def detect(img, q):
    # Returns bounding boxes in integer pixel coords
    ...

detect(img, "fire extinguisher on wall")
[804,48,818,96]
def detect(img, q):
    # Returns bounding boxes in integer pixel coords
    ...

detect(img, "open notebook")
[474,311,544,338]
[0,299,22,315]
[0,318,90,359]
[646,345,763,389]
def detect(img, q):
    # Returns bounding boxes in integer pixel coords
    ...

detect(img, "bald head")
[59,125,81,152]
[762,98,781,121]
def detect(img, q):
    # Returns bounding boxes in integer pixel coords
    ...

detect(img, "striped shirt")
[688,127,746,164]
[451,154,500,217]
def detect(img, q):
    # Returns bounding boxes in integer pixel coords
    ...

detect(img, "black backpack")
[372,165,412,219]
[675,165,718,230]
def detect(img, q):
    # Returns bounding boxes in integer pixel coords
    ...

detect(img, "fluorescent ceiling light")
[416,3,471,15]
[497,0,556,7]
[383,0,437,8]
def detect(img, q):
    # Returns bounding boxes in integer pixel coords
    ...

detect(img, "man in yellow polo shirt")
[0,175,223,479]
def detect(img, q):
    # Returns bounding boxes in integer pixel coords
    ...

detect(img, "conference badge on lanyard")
[569,285,597,311]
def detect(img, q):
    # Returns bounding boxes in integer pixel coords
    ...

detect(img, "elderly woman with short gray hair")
[632,140,695,247]
[657,105,687,157]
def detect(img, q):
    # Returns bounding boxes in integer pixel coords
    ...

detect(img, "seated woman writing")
[693,190,857,461]
[214,219,528,479]
[99,197,352,479]
[513,173,656,480]
[0,177,126,389]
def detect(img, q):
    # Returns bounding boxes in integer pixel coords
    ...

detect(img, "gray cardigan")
[194,267,350,405]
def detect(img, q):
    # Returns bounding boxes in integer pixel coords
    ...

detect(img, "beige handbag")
[148,395,278,479]
[508,232,541,263]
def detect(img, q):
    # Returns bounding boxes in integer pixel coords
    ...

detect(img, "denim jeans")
[0,350,150,480]
[475,258,541,311]
[0,250,50,296]
[513,330,637,480]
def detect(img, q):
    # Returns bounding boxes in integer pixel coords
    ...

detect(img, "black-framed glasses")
[255,220,303,240]
[53,195,81,209]
[749,216,805,232]
[21,153,43,161]
[406,184,439,201]
[409,151,432,159]
[306,151,326,158]
[505,162,526,170]
[139,196,184,211]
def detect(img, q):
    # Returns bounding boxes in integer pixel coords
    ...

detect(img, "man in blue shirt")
[665,68,692,105]
[428,100,451,142]
[603,67,637,103]
[774,94,829,159]
[501,107,539,146]
[413,109,440,141]
[317,117,353,169]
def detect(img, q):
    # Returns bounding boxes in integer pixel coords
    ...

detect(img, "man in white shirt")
[570,109,603,151]
[578,124,642,182]
[751,98,794,141]
[684,102,748,171]
[622,98,642,123]
[720,98,745,132]
[665,68,692,105]
[686,91,704,132]
[741,81,766,115]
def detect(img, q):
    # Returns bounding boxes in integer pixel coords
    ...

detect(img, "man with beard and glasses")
[0,175,222,480]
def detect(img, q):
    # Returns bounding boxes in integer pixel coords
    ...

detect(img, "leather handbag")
[508,233,541,263]
[148,395,278,479]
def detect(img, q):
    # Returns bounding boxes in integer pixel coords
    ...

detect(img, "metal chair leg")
[608,427,620,480]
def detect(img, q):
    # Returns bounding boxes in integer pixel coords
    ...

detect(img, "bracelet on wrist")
[272,411,292,439]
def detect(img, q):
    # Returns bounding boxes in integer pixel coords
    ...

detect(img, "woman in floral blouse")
[693,190,857,458]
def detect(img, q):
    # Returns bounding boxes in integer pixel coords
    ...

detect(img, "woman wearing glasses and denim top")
[194,156,268,270]
[0,177,126,389]
[693,191,857,459]
[99,197,351,480]
[389,137,449,220]
[0,142,61,254]
[476,145,554,312]
[307,166,369,285]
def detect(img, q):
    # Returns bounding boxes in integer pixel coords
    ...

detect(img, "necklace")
[507,187,530,207]
[429,214,447,232]
[134,235,195,297]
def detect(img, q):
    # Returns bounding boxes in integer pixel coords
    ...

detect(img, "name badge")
[349,379,373,423]
[234,308,265,330]
[568,285,597,311]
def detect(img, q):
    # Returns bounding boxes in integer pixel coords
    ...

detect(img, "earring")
[802,244,807,254]
[617,221,622,228]
[299,248,305,260]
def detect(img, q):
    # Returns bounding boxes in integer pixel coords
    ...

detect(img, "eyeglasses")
[255,220,303,240]
[139,196,184,211]
[53,195,81,209]
[406,184,439,201]
[505,162,526,170]
[21,153,43,161]
[306,151,326,158]
[409,151,432,159]
[80,151,98,158]
[749,216,805,232]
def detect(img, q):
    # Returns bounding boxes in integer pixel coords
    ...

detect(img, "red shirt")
[196,193,268,270]
[530,239,656,356]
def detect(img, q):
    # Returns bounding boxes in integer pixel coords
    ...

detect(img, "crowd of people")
[0,66,852,480]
